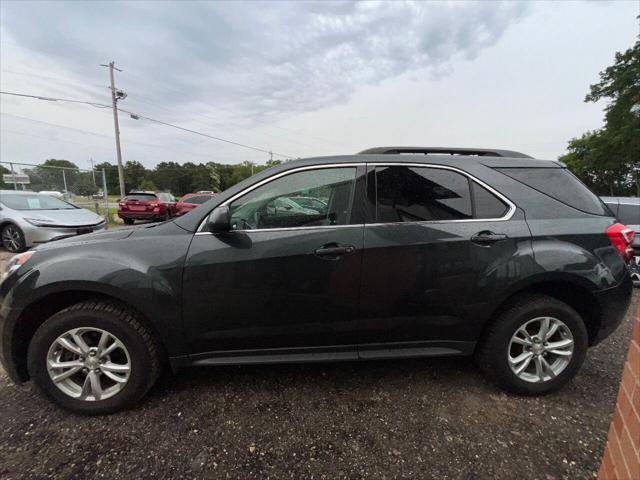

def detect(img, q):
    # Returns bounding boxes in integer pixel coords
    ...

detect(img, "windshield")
[0,193,78,210]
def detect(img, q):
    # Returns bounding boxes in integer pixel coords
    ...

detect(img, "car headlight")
[1,251,35,284]
[24,218,58,227]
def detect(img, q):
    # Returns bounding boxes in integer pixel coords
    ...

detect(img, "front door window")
[229,167,357,230]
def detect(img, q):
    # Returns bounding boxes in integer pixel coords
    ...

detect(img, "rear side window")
[374,166,473,222]
[123,194,157,202]
[496,167,607,215]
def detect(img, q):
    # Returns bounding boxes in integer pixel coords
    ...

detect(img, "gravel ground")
[0,248,637,479]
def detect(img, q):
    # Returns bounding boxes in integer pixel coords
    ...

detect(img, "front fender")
[2,223,193,358]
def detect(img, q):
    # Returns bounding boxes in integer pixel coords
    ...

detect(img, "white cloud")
[1,1,530,122]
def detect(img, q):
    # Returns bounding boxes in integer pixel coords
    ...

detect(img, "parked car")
[175,192,216,216]
[0,190,106,253]
[0,146,634,414]
[38,190,64,200]
[117,192,176,224]
[287,195,328,213]
[601,196,639,283]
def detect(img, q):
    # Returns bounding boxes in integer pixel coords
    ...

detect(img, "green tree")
[74,172,98,196]
[206,163,222,192]
[561,39,640,195]
[94,162,120,194]
[25,159,79,192]
[139,178,157,191]
[124,161,148,192]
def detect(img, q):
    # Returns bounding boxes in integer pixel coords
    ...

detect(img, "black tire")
[1,223,27,253]
[477,294,588,396]
[28,300,162,415]
[123,218,135,225]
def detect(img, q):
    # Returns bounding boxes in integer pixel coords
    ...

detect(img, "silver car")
[0,190,106,252]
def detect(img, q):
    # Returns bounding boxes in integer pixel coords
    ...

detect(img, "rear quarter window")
[472,182,508,219]
[496,167,608,216]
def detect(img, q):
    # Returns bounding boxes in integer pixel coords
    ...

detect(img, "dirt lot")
[0,247,637,479]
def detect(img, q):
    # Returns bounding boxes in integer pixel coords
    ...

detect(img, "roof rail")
[358,146,533,158]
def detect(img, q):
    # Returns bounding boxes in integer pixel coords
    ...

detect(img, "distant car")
[230,196,320,229]
[0,190,106,252]
[175,193,216,216]
[117,192,177,225]
[287,196,328,213]
[602,197,639,283]
[38,190,64,200]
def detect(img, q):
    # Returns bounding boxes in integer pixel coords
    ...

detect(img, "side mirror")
[207,205,231,233]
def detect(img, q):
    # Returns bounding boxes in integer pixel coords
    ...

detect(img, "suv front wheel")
[28,300,162,415]
[478,295,588,395]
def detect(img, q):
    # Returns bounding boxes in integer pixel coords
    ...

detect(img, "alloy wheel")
[46,327,131,401]
[508,317,574,383]
[2,226,22,252]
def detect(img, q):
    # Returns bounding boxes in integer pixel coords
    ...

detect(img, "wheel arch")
[9,290,167,382]
[483,277,602,347]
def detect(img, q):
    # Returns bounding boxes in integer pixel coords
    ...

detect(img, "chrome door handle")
[314,244,355,258]
[471,231,508,245]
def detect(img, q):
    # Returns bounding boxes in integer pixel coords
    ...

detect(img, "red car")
[118,192,177,225]
[175,192,216,216]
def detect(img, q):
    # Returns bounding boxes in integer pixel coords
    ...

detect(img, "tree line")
[95,159,283,196]
[0,159,283,197]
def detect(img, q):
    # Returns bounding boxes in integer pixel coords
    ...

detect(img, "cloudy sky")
[0,1,638,171]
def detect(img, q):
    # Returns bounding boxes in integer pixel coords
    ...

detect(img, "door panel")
[358,215,533,354]
[183,227,363,355]
[358,164,534,356]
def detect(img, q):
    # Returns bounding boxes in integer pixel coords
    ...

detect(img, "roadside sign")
[2,173,30,184]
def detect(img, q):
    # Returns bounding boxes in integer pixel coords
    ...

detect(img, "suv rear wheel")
[478,295,588,395]
[28,300,161,415]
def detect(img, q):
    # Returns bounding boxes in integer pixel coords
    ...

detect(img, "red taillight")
[606,223,635,263]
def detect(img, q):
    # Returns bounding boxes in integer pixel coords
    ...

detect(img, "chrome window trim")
[196,162,517,234]
[196,163,361,233]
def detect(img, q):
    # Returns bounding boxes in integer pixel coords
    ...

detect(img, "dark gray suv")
[0,147,634,414]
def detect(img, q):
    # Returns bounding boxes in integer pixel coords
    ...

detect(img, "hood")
[23,208,104,227]
[34,227,136,252]
[32,221,176,252]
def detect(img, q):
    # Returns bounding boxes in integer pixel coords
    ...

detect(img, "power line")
[1,114,244,161]
[3,68,336,152]
[0,90,110,108]
[116,107,295,159]
[0,90,297,159]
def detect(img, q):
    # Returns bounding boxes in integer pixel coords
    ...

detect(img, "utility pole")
[101,61,126,198]
[89,157,96,185]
